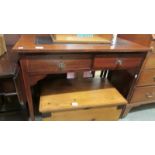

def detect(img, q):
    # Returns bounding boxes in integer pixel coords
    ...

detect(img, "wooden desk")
[13,35,150,120]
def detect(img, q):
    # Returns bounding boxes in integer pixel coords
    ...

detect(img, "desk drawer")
[43,106,123,121]
[93,54,143,70]
[26,54,92,73]
[144,53,155,69]
[131,86,155,103]
[137,69,155,86]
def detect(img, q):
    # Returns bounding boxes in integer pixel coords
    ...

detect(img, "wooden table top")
[13,35,150,53]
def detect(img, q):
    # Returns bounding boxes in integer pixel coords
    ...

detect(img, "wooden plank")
[137,69,155,86]
[118,34,152,47]
[44,106,122,121]
[144,53,155,69]
[39,78,127,113]
[131,86,155,103]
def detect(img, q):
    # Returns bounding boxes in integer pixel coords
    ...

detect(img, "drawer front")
[26,54,92,73]
[131,86,155,103]
[145,53,155,69]
[137,69,155,86]
[42,106,123,121]
[93,55,143,70]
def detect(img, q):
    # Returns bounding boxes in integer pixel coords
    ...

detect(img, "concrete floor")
[121,103,155,121]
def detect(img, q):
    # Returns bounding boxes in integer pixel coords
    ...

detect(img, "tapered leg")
[122,106,132,118]
[20,61,35,121]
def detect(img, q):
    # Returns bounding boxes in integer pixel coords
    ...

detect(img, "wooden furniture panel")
[39,78,127,121]
[131,86,155,103]
[144,53,155,69]
[26,54,92,74]
[40,78,127,113]
[137,69,155,86]
[44,107,122,121]
[118,34,152,47]
[93,54,143,70]
[13,35,150,53]
[123,35,155,117]
[94,56,117,69]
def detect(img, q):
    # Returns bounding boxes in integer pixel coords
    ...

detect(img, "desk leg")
[20,62,35,121]
[122,105,132,118]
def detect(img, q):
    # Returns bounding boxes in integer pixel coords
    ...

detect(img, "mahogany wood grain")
[93,54,144,70]
[13,35,150,53]
[118,34,152,47]
[144,53,155,69]
[29,75,47,86]
[20,59,35,120]
[24,54,92,74]
[131,86,155,103]
[137,69,155,86]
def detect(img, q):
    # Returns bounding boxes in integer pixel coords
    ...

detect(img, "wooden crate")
[51,34,113,44]
[39,78,127,121]
[0,35,7,56]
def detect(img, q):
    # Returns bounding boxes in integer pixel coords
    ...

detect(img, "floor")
[29,104,155,121]
[121,103,155,121]
[37,103,155,121]
[0,92,155,121]
[1,102,155,121]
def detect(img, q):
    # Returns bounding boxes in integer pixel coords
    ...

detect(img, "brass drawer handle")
[116,59,123,66]
[58,62,65,70]
[153,77,155,81]
[145,93,153,98]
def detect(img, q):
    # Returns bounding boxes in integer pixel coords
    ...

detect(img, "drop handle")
[145,93,153,98]
[58,62,65,70]
[116,59,123,66]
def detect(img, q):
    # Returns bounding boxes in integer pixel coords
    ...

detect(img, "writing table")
[13,35,150,120]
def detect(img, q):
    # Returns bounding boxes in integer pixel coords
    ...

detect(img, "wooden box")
[39,78,127,121]
[51,34,113,44]
[0,35,7,56]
